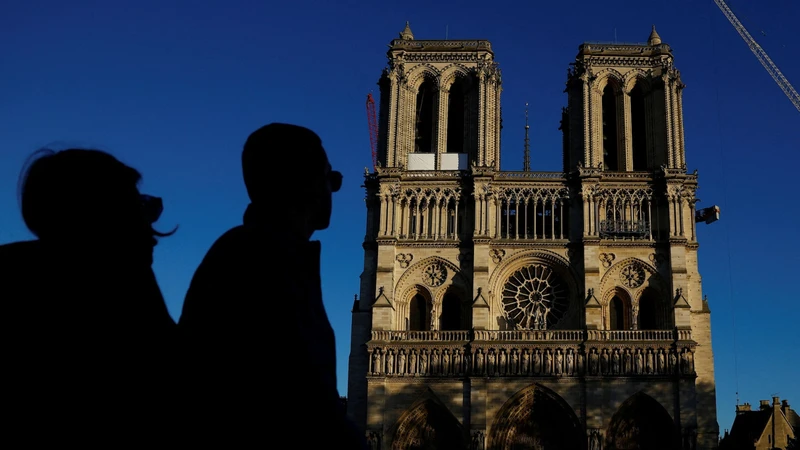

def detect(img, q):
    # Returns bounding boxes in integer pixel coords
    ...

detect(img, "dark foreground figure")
[0,148,176,443]
[179,123,366,448]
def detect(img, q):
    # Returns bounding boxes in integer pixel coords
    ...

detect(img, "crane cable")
[708,0,741,406]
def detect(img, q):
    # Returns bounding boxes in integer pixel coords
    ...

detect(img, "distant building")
[347,23,719,449]
[719,397,798,449]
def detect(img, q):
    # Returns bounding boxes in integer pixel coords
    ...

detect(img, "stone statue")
[635,350,643,375]
[681,349,689,374]
[601,349,609,374]
[646,349,654,374]
[670,350,678,373]
[431,350,440,375]
[589,349,599,375]
[386,351,394,375]
[442,350,451,375]
[522,350,530,375]
[533,350,541,374]
[612,349,620,374]
[544,350,552,375]
[555,350,563,376]
[499,350,507,375]
[566,350,574,375]
[453,349,462,375]
[658,349,666,374]
[623,349,632,374]
[373,351,381,375]
[487,350,496,375]
[398,350,406,375]
[419,350,428,374]
[409,351,417,375]
[511,350,519,375]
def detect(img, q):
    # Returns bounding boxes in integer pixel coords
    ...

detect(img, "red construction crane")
[366,92,379,171]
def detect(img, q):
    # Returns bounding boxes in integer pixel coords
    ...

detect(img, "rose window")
[501,264,569,330]
[620,264,645,289]
[423,262,447,287]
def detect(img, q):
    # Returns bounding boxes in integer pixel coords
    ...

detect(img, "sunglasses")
[140,194,163,224]
[329,170,343,192]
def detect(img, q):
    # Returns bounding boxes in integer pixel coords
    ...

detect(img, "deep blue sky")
[1,0,797,433]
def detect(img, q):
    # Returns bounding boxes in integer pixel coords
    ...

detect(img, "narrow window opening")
[409,294,429,331]
[631,83,648,170]
[610,296,626,330]
[415,80,436,153]
[602,85,619,171]
[447,79,465,153]
[440,293,462,331]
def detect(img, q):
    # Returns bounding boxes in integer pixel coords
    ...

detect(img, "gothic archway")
[605,392,676,450]
[489,384,583,450]
[392,398,466,450]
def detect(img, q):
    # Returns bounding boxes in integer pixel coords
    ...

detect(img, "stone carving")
[620,263,646,289]
[471,431,485,450]
[588,429,603,450]
[599,252,616,268]
[490,248,505,264]
[398,350,406,375]
[366,430,381,450]
[422,261,447,287]
[396,253,414,268]
[649,252,666,266]
[368,343,696,379]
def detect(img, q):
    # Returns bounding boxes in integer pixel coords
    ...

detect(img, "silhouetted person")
[0,148,176,443]
[178,123,366,448]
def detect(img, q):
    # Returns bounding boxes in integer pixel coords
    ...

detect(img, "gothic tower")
[348,24,718,450]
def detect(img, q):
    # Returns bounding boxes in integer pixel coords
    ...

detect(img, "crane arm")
[714,0,800,113]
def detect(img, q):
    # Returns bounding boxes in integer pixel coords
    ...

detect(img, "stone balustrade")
[367,328,695,378]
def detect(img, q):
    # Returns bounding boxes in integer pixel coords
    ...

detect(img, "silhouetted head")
[18,148,173,264]
[242,123,342,232]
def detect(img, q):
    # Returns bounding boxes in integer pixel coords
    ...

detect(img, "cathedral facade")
[347,23,719,450]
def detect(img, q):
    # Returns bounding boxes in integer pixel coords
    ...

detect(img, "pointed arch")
[395,257,470,306]
[439,63,473,90]
[594,68,625,94]
[599,257,667,302]
[437,284,470,331]
[606,391,677,450]
[407,286,433,331]
[623,70,652,94]
[407,65,440,91]
[603,286,632,331]
[390,394,466,450]
[488,383,584,450]
[636,286,672,330]
[595,69,624,171]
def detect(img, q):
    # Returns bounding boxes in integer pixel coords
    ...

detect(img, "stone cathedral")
[347,23,719,450]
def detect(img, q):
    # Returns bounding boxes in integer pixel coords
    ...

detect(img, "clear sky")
[1,0,797,434]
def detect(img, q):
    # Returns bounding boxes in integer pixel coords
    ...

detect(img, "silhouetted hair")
[18,148,176,239]
[242,123,329,202]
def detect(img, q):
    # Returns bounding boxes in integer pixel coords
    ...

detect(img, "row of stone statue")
[369,345,696,377]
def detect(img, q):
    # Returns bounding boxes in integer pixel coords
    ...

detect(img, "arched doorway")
[391,398,465,450]
[605,392,676,450]
[637,287,670,330]
[439,292,463,331]
[489,384,583,450]
[607,288,631,331]
[409,292,432,331]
